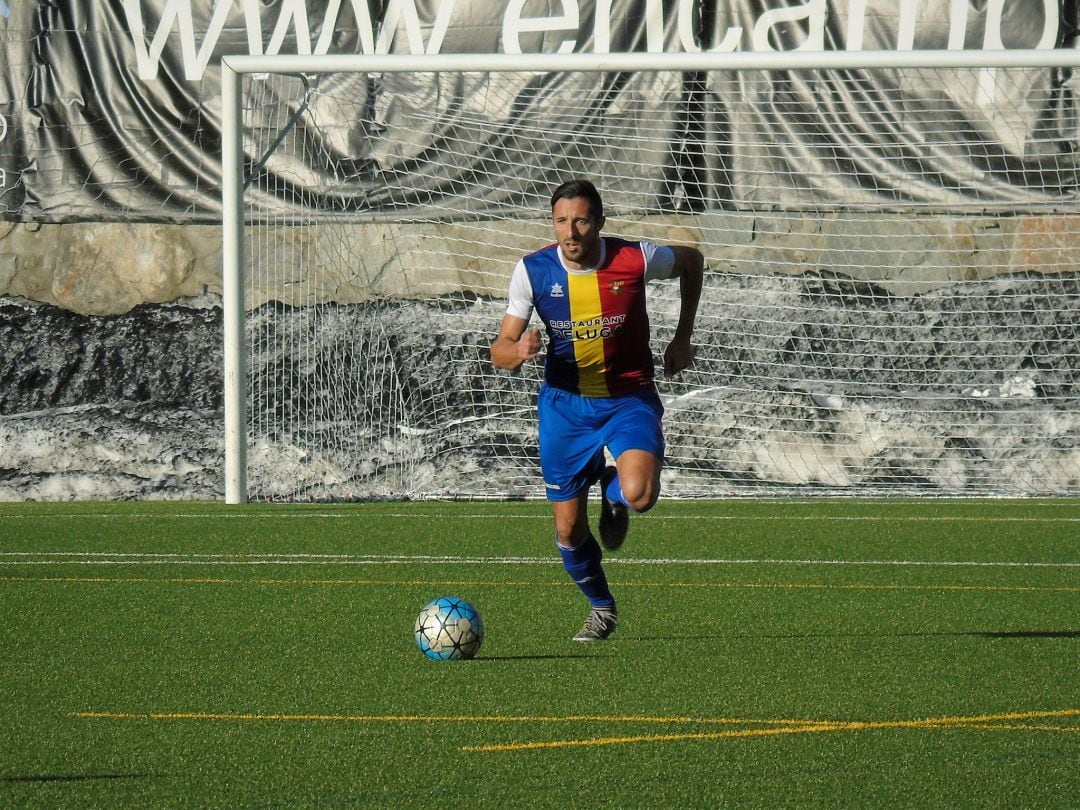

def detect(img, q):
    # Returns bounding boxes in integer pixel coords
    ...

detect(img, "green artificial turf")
[0,499,1076,807]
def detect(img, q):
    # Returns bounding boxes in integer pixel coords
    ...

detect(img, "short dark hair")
[550,178,604,221]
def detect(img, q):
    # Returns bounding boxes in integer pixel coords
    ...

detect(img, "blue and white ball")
[414,596,484,660]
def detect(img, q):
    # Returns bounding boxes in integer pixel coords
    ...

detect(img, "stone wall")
[1,215,1078,500]
[3,213,1078,315]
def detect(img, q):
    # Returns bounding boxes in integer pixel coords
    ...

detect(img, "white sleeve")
[641,242,677,282]
[505,259,535,320]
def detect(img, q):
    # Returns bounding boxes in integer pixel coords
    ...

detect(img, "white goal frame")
[221,48,1080,504]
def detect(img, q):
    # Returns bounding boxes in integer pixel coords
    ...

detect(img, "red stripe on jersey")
[595,240,654,396]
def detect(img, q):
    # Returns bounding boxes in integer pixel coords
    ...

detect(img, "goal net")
[221,51,1080,503]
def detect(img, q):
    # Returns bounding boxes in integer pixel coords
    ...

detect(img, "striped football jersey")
[510,237,674,397]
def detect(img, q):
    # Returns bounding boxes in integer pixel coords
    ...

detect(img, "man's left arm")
[663,246,704,377]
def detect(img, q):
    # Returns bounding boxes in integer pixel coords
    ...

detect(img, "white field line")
[1,512,1080,523]
[0,552,1077,568]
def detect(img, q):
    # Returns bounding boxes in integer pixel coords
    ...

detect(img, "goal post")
[221,49,1080,504]
[221,63,247,506]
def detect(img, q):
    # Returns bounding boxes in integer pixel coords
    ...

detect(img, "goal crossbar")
[221,48,1080,76]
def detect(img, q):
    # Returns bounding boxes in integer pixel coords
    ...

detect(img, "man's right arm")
[490,314,541,370]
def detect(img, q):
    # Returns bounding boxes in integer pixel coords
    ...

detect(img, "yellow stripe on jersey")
[567,271,610,397]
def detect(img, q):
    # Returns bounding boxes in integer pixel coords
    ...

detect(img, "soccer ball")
[414,596,484,660]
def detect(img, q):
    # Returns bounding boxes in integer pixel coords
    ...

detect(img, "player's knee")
[621,478,659,513]
[628,491,659,513]
[555,517,589,546]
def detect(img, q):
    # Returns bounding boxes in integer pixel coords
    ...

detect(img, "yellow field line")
[72,711,826,726]
[466,722,848,751]
[662,582,1080,593]
[0,576,548,587]
[460,709,1080,752]
[73,709,1079,754]
[5,576,1078,593]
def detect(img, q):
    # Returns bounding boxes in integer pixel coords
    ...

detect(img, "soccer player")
[490,179,704,641]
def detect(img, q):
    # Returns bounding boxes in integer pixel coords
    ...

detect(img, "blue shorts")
[537,383,665,502]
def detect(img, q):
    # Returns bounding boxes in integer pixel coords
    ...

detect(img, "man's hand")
[491,315,542,370]
[663,335,695,377]
[663,246,703,378]
[517,328,542,362]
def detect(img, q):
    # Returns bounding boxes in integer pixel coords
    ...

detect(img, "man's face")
[552,196,603,269]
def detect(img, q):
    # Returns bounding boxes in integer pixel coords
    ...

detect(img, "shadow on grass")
[1,773,164,784]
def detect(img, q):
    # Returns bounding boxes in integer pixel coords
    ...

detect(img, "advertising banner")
[0,1,1077,222]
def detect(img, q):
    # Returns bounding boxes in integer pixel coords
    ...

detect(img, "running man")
[490,179,704,641]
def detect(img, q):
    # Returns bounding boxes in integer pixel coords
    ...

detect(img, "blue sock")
[603,472,629,508]
[556,533,615,608]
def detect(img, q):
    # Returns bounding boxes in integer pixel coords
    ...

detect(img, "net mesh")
[239,64,1080,500]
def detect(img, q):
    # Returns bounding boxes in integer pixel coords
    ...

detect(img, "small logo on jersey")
[609,280,624,295]
[550,283,564,298]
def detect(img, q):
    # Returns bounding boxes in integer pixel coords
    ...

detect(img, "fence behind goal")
[221,51,1080,503]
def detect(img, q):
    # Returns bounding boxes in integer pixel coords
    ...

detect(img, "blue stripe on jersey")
[523,245,580,393]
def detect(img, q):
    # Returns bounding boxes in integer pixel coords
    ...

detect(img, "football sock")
[603,471,629,508]
[556,533,615,608]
